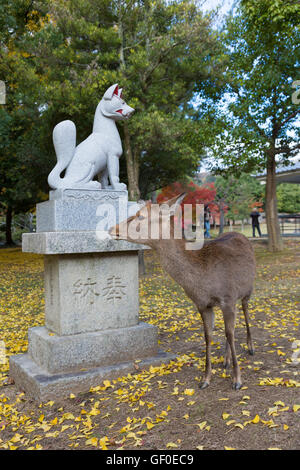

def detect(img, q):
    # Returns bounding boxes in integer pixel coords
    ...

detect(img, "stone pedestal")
[10,190,174,401]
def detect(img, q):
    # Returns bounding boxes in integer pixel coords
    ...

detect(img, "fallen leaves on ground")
[0,241,299,450]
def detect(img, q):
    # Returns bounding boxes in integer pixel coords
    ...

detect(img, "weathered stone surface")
[44,251,139,335]
[10,350,176,401]
[22,231,147,255]
[28,323,158,374]
[37,189,128,232]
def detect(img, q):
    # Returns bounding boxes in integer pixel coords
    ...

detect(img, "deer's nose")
[109,225,119,238]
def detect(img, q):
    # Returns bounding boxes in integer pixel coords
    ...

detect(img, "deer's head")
[109,193,186,247]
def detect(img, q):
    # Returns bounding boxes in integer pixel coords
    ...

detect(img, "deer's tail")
[48,120,76,189]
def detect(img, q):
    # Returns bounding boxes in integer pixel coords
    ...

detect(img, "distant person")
[204,206,211,238]
[250,208,262,237]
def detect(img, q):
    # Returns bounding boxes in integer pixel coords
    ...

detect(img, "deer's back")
[187,232,255,305]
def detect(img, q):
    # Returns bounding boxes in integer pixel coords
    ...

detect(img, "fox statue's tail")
[47,120,76,189]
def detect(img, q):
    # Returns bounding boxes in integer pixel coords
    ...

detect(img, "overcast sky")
[201,0,234,15]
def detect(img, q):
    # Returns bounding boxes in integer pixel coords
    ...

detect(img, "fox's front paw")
[84,180,101,189]
[113,182,127,191]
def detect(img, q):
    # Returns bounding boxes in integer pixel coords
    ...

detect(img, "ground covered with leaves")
[0,240,299,450]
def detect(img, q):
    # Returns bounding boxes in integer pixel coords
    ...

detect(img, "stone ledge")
[10,351,177,401]
[28,323,158,374]
[22,231,149,254]
[49,188,128,201]
[37,189,129,232]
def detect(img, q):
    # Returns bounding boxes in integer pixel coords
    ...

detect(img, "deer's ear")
[163,193,186,215]
[103,83,119,100]
[164,193,186,208]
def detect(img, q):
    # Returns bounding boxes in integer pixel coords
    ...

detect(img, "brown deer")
[109,194,256,390]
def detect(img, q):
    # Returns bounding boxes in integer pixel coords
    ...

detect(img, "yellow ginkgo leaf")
[166,442,178,448]
[196,421,207,430]
[184,389,195,396]
[146,422,154,430]
[86,437,98,447]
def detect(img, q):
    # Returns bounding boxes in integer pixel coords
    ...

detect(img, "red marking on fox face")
[116,109,123,114]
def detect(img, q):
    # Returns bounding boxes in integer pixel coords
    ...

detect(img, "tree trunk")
[138,250,146,276]
[218,200,225,235]
[117,13,141,202]
[124,123,140,201]
[5,206,14,245]
[265,153,283,252]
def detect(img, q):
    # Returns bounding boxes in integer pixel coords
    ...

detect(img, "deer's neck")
[155,239,206,296]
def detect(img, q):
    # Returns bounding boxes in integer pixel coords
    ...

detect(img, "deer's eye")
[138,215,145,220]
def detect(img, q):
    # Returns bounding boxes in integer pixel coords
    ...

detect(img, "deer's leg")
[224,340,231,369]
[242,297,254,356]
[222,306,242,390]
[199,307,214,390]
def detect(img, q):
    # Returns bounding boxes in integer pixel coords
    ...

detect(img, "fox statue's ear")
[103,83,119,101]
[118,88,123,98]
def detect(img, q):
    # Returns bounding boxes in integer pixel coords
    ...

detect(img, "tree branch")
[278,109,300,129]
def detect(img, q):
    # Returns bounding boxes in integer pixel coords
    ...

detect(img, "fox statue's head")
[99,84,135,121]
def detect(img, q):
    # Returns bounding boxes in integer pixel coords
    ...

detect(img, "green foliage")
[15,0,222,196]
[209,2,300,174]
[215,173,264,221]
[0,0,225,209]
[241,0,300,29]
[0,1,50,222]
[277,183,300,214]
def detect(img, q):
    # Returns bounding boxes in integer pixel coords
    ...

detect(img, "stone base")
[28,323,158,374]
[10,350,176,402]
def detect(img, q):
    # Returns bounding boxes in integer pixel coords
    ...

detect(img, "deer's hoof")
[232,382,242,391]
[223,360,230,369]
[248,348,255,356]
[199,381,210,390]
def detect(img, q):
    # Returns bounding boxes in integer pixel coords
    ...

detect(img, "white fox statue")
[48,84,134,191]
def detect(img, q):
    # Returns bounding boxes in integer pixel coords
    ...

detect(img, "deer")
[109,193,256,390]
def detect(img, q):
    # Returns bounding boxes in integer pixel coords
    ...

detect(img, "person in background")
[204,205,211,238]
[250,207,262,237]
